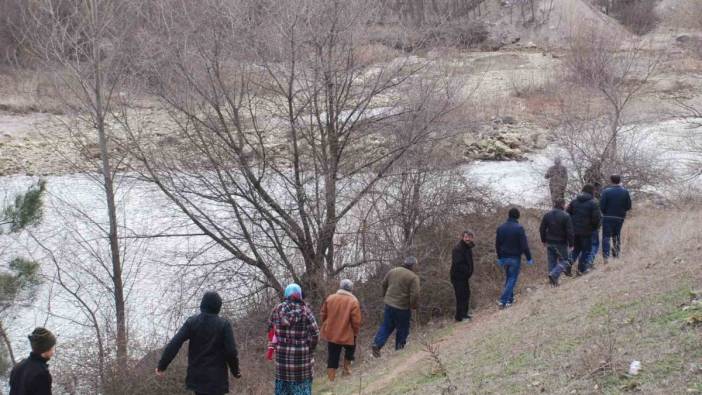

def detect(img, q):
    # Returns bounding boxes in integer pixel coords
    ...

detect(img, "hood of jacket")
[576,192,593,202]
[272,300,308,328]
[200,291,222,314]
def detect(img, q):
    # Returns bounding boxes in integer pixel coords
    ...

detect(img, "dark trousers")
[327,342,356,369]
[571,234,593,272]
[451,278,471,321]
[602,217,624,259]
[372,305,411,350]
[547,243,570,280]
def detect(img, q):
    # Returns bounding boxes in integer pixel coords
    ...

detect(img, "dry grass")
[324,206,702,394]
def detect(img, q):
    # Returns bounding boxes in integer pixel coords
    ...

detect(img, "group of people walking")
[10,159,632,395]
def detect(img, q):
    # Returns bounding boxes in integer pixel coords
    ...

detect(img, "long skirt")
[274,379,312,395]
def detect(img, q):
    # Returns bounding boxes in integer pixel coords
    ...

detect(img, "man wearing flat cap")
[10,327,57,395]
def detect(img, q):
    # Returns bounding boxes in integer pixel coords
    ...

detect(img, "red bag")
[266,327,277,360]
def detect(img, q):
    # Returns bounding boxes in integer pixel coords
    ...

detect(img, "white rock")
[629,360,641,375]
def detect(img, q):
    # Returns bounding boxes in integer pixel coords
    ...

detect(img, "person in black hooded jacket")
[156,291,240,395]
[451,230,475,322]
[567,184,602,274]
[539,198,574,287]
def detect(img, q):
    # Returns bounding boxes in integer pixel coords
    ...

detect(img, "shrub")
[605,0,660,35]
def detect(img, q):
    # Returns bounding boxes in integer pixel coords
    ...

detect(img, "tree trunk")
[94,59,127,374]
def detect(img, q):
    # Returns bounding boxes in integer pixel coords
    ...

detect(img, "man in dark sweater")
[10,327,56,395]
[539,198,574,287]
[567,184,602,274]
[599,175,632,261]
[451,230,475,322]
[156,291,241,395]
[495,208,533,309]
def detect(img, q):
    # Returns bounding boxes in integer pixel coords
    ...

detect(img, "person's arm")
[466,250,474,278]
[520,228,532,261]
[566,216,575,248]
[495,229,502,259]
[382,272,389,297]
[157,319,191,372]
[9,365,16,390]
[545,167,552,179]
[350,300,362,338]
[599,191,608,214]
[306,307,320,352]
[450,246,460,277]
[320,299,328,324]
[28,370,52,395]
[409,275,420,310]
[539,215,547,243]
[566,201,574,215]
[625,190,632,212]
[591,202,602,230]
[223,321,241,378]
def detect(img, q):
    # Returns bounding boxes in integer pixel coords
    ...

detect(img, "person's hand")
[233,371,242,379]
[155,368,165,378]
[527,259,535,266]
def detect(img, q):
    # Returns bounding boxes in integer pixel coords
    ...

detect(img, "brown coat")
[320,290,362,346]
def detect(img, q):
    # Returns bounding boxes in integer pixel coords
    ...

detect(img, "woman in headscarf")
[269,283,320,395]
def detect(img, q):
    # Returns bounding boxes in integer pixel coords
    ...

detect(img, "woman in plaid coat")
[269,283,320,395]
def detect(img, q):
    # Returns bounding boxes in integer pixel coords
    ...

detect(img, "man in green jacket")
[371,256,420,358]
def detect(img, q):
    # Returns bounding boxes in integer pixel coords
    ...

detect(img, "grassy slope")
[317,209,702,395]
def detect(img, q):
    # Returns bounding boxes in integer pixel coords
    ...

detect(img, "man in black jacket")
[539,198,574,287]
[451,230,475,322]
[10,327,56,395]
[156,291,241,395]
[567,184,602,274]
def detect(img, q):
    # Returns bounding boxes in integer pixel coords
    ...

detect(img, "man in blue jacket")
[495,208,533,309]
[599,175,632,262]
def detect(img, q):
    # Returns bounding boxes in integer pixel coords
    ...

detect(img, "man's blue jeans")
[547,243,570,280]
[602,217,624,259]
[372,305,411,350]
[499,257,521,305]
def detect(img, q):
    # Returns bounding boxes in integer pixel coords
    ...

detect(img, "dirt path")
[359,301,527,394]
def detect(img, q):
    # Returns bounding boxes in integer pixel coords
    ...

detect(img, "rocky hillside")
[315,207,702,394]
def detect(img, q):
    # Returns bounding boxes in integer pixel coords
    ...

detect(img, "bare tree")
[554,26,660,187]
[352,131,490,268]
[21,0,141,374]
[126,0,459,300]
[674,100,702,180]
